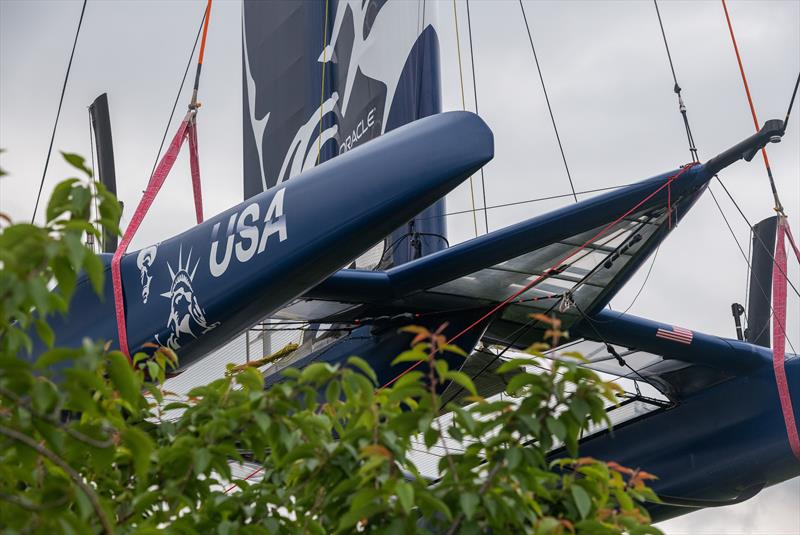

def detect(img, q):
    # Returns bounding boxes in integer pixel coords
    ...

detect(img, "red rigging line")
[720,0,784,215]
[379,163,698,390]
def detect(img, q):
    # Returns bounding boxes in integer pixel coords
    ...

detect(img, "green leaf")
[51,256,77,302]
[444,370,477,397]
[107,352,141,409]
[395,480,414,515]
[615,488,634,511]
[300,362,335,384]
[506,373,537,394]
[83,251,105,296]
[61,151,92,177]
[193,448,211,474]
[253,412,271,433]
[325,380,341,404]
[236,366,263,391]
[546,416,566,441]
[35,347,79,369]
[391,349,427,365]
[459,492,480,520]
[45,178,80,222]
[34,318,55,348]
[347,355,377,384]
[440,343,467,357]
[122,426,153,480]
[571,484,592,519]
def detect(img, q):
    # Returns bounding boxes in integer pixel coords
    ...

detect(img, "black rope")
[620,244,660,315]
[418,183,632,222]
[518,0,578,203]
[147,10,206,184]
[714,175,800,300]
[31,0,87,223]
[653,0,699,163]
[570,300,670,400]
[784,71,800,128]
[465,0,489,233]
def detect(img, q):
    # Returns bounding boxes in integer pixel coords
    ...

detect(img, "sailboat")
[25,0,798,522]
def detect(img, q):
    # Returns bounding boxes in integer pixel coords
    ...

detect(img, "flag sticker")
[656,325,693,345]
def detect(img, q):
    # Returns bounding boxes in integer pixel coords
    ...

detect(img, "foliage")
[0,155,662,534]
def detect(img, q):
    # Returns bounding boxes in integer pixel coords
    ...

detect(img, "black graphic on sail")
[242,0,446,267]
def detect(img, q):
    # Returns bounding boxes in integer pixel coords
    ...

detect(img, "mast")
[88,93,118,253]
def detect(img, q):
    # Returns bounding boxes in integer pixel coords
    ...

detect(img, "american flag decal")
[656,325,693,345]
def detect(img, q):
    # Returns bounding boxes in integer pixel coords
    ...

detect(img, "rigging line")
[87,110,99,253]
[707,185,797,354]
[653,0,699,163]
[518,0,578,203]
[721,0,785,215]
[31,0,88,223]
[417,182,632,221]
[316,0,330,166]
[465,0,489,234]
[147,9,205,186]
[622,244,660,315]
[453,0,479,237]
[784,72,800,128]
[570,300,669,400]
[744,225,752,318]
[714,174,800,300]
[440,305,557,408]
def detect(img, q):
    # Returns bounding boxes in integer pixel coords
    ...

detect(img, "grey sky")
[1,0,799,532]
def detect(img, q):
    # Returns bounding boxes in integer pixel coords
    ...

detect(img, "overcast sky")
[1,0,798,532]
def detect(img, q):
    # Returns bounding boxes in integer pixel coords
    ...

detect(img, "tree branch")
[0,492,68,511]
[0,424,114,534]
[0,385,114,448]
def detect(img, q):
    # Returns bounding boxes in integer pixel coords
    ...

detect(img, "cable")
[418,183,632,222]
[784,72,800,128]
[518,0,578,203]
[465,0,489,234]
[571,300,670,400]
[147,9,206,186]
[714,175,800,300]
[621,244,660,315]
[31,0,87,223]
[653,0,699,163]
[316,0,329,166]
[453,0,479,238]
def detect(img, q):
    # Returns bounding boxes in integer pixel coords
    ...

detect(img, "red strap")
[188,122,204,224]
[772,216,800,460]
[112,114,204,360]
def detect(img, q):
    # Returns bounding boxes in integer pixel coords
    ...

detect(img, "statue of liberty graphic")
[155,246,219,351]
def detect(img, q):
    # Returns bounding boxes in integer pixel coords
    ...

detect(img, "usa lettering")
[209,188,287,277]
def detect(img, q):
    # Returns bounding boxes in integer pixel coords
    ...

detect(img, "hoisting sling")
[112,0,212,359]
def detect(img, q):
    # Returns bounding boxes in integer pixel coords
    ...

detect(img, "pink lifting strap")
[111,113,204,360]
[772,216,800,460]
